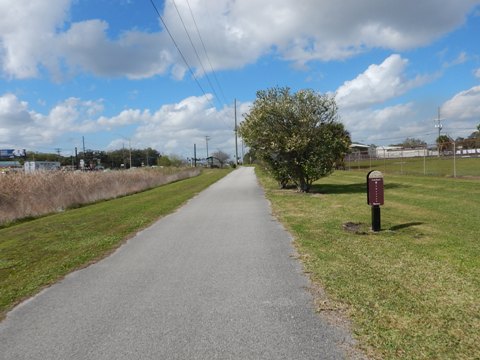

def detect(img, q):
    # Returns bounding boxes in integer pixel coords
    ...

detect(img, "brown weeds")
[0,168,200,225]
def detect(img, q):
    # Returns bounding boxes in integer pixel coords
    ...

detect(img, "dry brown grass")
[0,168,200,225]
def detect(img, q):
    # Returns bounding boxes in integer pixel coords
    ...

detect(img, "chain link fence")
[345,143,480,178]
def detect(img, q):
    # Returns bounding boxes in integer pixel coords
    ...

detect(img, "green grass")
[257,168,480,359]
[346,156,480,178]
[0,169,230,319]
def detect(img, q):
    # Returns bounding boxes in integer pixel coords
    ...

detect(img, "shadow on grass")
[310,182,406,195]
[390,222,424,231]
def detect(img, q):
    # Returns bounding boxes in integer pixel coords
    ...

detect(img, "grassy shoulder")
[257,168,480,359]
[347,156,480,178]
[0,169,231,319]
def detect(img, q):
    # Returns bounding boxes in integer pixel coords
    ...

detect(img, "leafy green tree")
[157,155,172,167]
[436,135,452,153]
[157,154,185,167]
[242,150,257,164]
[239,87,351,192]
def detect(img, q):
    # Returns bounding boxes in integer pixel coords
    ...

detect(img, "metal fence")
[345,144,480,178]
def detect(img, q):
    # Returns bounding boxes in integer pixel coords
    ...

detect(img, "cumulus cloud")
[336,54,431,109]
[0,93,104,147]
[0,92,249,156]
[442,85,480,121]
[474,68,480,78]
[337,70,480,144]
[0,0,478,79]
[128,95,251,156]
[335,54,437,144]
[0,0,70,78]
[339,103,422,143]
[58,20,173,79]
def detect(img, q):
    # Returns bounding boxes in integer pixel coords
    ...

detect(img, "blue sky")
[1,0,480,159]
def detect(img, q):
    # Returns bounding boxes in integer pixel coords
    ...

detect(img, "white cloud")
[339,85,480,144]
[0,93,52,146]
[129,96,251,156]
[442,85,480,121]
[0,0,70,78]
[0,93,104,147]
[443,51,469,68]
[335,54,430,109]
[474,68,480,78]
[0,92,250,157]
[58,20,173,79]
[340,103,421,143]
[1,0,478,79]
[335,54,439,144]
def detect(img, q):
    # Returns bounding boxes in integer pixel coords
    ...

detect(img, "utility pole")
[54,148,61,163]
[435,107,444,157]
[205,136,210,158]
[122,143,125,168]
[75,147,78,170]
[234,98,239,165]
[82,136,86,169]
[194,143,197,167]
[129,140,132,169]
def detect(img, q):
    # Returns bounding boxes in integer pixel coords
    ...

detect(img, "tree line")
[9,148,187,169]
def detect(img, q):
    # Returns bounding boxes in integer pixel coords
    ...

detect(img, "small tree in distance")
[436,135,453,153]
[210,150,230,167]
[239,87,351,192]
[157,154,185,167]
[401,137,427,148]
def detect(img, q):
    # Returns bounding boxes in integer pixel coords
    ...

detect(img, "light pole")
[435,107,444,157]
[205,135,210,158]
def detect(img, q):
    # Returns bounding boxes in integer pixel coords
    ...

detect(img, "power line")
[184,0,229,105]
[149,0,234,134]
[171,0,221,107]
[148,0,214,109]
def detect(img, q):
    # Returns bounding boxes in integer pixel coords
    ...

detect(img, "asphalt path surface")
[1,167,356,359]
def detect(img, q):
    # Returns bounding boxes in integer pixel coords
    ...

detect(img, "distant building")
[371,146,440,158]
[24,161,61,173]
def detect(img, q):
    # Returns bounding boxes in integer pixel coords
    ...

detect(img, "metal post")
[423,145,426,175]
[234,99,239,165]
[75,147,78,170]
[435,107,443,158]
[383,148,386,173]
[129,140,132,169]
[372,205,381,232]
[453,140,456,178]
[205,136,210,158]
[194,144,197,167]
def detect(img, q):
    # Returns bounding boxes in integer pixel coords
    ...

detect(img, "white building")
[24,161,61,173]
[371,146,436,158]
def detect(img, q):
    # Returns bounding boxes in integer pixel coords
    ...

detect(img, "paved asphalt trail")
[1,167,355,359]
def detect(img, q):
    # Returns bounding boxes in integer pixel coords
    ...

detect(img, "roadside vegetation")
[239,87,350,192]
[0,169,230,320]
[257,167,479,359]
[0,167,199,226]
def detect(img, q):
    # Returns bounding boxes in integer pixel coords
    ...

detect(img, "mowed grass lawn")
[258,169,479,359]
[0,169,230,320]
[347,156,480,178]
